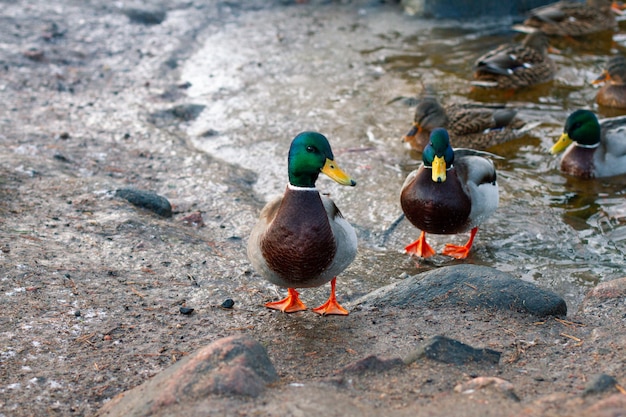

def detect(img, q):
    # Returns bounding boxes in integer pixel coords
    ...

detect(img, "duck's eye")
[306,145,315,153]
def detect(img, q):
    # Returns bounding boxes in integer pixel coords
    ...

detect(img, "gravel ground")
[1,1,624,416]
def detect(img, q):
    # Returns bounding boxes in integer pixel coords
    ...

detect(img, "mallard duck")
[514,0,619,37]
[403,97,527,151]
[593,55,626,109]
[247,131,357,315]
[550,109,626,178]
[472,32,556,90]
[400,128,499,259]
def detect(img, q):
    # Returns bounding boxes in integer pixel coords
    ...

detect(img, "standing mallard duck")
[247,131,357,315]
[403,97,527,151]
[551,109,626,178]
[400,128,499,259]
[514,0,619,37]
[593,55,626,109]
[472,32,556,90]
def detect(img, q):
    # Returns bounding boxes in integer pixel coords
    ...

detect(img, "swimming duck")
[400,128,499,259]
[513,0,619,37]
[550,109,626,178]
[247,131,357,315]
[593,55,626,109]
[403,97,527,151]
[472,32,556,90]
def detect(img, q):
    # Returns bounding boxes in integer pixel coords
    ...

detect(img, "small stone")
[103,335,112,341]
[404,335,501,366]
[180,211,204,227]
[578,394,626,417]
[122,7,167,25]
[23,47,45,61]
[585,277,626,300]
[337,355,404,375]
[221,299,235,309]
[454,376,519,401]
[179,307,194,315]
[582,374,620,397]
[116,188,172,218]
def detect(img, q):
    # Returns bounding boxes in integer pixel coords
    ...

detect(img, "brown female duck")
[593,55,626,109]
[515,0,619,37]
[403,97,527,151]
[472,32,556,90]
[247,131,357,315]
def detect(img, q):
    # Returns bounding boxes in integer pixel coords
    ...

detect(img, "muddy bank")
[0,1,624,416]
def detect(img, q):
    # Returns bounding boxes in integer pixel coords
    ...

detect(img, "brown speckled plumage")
[521,0,617,37]
[404,97,527,150]
[473,32,556,90]
[595,55,626,109]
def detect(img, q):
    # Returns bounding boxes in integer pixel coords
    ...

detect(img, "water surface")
[181,3,626,308]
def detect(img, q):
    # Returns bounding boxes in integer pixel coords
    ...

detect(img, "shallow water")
[181,3,626,307]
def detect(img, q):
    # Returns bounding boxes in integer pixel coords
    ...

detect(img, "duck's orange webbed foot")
[265,288,307,313]
[312,278,348,316]
[405,230,436,258]
[442,227,478,259]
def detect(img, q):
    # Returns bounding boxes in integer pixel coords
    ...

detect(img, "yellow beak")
[551,132,573,155]
[431,155,446,182]
[321,158,356,186]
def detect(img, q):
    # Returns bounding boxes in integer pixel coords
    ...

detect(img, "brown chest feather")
[401,169,472,234]
[261,190,336,282]
[561,146,596,179]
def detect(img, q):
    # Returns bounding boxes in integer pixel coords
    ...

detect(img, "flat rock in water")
[404,335,501,366]
[97,335,278,417]
[354,264,567,317]
[116,188,172,218]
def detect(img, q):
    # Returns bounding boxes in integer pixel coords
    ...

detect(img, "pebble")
[149,104,206,127]
[353,264,567,317]
[115,188,172,218]
[585,277,626,300]
[179,307,194,315]
[337,355,404,375]
[221,299,235,309]
[404,335,501,366]
[180,211,204,227]
[122,7,167,25]
[576,394,626,417]
[454,376,519,401]
[582,374,620,397]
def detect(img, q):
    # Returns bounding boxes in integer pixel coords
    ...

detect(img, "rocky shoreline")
[1,1,624,416]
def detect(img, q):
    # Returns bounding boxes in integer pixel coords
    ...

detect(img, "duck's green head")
[423,128,454,183]
[288,131,356,188]
[551,110,601,154]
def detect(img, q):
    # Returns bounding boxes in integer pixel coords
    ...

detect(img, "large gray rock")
[354,264,567,317]
[97,335,278,417]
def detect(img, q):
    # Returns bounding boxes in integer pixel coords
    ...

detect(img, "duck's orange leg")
[442,227,478,259]
[312,278,348,316]
[265,288,307,313]
[405,230,436,258]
